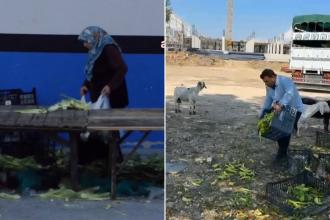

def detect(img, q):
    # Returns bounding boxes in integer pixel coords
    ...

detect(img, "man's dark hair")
[260,69,276,79]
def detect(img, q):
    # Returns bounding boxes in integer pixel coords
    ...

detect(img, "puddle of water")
[166,162,187,174]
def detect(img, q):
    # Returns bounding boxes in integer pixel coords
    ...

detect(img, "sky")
[169,0,330,41]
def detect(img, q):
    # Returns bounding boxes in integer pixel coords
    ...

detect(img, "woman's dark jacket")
[83,44,128,108]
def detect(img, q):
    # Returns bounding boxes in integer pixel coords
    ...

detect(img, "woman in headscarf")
[79,26,128,107]
[78,26,128,163]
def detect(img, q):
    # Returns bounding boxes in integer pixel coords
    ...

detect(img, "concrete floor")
[0,197,164,220]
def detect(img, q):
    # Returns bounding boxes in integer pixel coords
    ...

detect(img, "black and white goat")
[174,81,207,114]
[297,97,330,136]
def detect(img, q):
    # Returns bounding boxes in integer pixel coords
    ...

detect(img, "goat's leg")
[188,100,193,115]
[177,98,182,113]
[324,115,329,131]
[296,123,301,137]
[175,98,181,113]
[188,98,194,115]
[193,101,196,115]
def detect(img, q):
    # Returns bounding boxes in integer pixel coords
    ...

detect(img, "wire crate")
[314,153,330,179]
[316,130,330,149]
[266,171,330,216]
[288,149,313,175]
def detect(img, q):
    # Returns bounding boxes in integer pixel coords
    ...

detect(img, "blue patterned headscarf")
[78,26,120,81]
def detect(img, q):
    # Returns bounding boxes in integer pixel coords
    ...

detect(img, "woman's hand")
[101,85,111,96]
[80,86,88,96]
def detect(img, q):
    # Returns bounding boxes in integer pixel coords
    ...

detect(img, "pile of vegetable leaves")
[0,155,42,171]
[257,112,275,137]
[15,95,90,114]
[287,184,323,209]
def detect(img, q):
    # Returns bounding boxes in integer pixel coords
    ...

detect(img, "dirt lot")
[166,52,330,219]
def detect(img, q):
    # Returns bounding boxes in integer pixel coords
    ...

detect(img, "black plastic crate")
[0,88,37,106]
[262,106,297,141]
[0,88,37,145]
[0,131,21,143]
[314,153,330,179]
[316,130,330,149]
[266,171,330,216]
[0,132,50,161]
[19,88,37,105]
[0,89,21,105]
[288,149,313,175]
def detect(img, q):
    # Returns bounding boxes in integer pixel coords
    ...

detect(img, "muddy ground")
[166,52,330,220]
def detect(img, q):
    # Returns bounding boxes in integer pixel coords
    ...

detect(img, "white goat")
[296,101,330,136]
[174,81,207,114]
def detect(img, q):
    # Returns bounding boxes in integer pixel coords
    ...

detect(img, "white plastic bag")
[80,94,110,141]
[90,94,110,110]
[80,94,110,110]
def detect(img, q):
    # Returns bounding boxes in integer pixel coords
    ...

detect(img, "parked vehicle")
[290,14,330,92]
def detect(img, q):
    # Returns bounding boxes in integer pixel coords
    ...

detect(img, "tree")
[166,0,172,23]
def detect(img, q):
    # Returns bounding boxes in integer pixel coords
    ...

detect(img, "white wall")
[0,0,164,36]
[169,14,183,33]
[264,54,290,62]
[191,35,200,49]
[245,39,255,53]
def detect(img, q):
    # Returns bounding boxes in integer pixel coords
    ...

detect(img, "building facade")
[166,13,201,50]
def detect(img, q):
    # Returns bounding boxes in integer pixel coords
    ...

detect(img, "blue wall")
[0,52,164,146]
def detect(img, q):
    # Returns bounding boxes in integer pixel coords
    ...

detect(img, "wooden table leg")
[69,132,79,191]
[109,133,118,200]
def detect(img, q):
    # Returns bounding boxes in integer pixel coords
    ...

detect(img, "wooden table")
[0,106,164,199]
